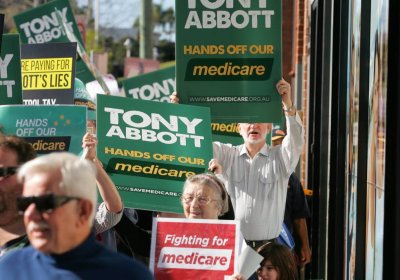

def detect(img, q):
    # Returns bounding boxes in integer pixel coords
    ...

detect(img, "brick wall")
[282,0,310,187]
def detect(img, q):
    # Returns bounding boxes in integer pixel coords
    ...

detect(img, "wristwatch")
[283,104,295,113]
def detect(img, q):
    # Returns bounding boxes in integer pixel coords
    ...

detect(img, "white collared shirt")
[213,114,304,240]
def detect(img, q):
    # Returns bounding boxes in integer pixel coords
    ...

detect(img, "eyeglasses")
[0,166,18,179]
[181,194,218,206]
[17,194,80,214]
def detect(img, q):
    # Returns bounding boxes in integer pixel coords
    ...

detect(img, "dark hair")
[0,135,36,164]
[182,173,229,216]
[257,243,298,280]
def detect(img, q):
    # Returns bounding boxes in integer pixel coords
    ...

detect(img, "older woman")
[180,173,230,219]
[114,172,233,260]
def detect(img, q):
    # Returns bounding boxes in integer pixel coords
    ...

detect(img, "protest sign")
[13,0,83,45]
[0,34,22,105]
[176,0,282,123]
[96,95,213,212]
[211,122,243,145]
[74,77,96,120]
[85,74,119,97]
[150,218,240,279]
[0,105,86,155]
[123,66,175,102]
[13,0,108,93]
[21,42,76,104]
[55,10,110,93]
[121,66,242,145]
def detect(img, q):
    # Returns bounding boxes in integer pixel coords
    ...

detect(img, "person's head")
[181,173,229,219]
[0,135,36,227]
[271,129,286,147]
[257,242,298,280]
[238,123,272,146]
[17,152,97,254]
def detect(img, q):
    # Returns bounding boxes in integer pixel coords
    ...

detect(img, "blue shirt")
[0,233,153,280]
[284,173,311,233]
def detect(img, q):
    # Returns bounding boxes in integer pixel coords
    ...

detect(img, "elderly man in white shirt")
[211,79,304,249]
[171,79,304,249]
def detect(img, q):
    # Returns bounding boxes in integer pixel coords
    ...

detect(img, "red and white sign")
[150,218,240,279]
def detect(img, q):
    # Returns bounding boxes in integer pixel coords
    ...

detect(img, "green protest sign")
[122,66,242,145]
[13,0,83,45]
[97,94,213,213]
[123,66,176,102]
[211,122,243,145]
[0,105,86,155]
[21,42,76,105]
[74,78,96,121]
[176,0,282,123]
[0,34,22,105]
[13,0,104,91]
[55,10,110,93]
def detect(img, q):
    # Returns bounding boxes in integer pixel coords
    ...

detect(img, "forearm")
[94,159,123,213]
[294,218,310,248]
[281,114,304,173]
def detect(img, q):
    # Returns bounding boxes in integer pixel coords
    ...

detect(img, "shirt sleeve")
[94,202,123,234]
[212,141,236,174]
[280,113,305,175]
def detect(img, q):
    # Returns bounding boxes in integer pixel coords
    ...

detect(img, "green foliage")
[156,40,175,62]
[85,29,104,52]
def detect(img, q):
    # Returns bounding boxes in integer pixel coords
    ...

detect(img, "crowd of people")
[0,79,310,279]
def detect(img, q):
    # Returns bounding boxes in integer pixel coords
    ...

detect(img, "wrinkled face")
[22,170,82,254]
[0,148,21,226]
[239,123,271,145]
[181,183,221,220]
[257,260,279,280]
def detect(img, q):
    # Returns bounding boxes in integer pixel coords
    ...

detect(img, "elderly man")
[0,135,36,257]
[212,79,304,249]
[171,79,304,249]
[0,152,153,279]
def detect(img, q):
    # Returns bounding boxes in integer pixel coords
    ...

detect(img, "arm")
[209,159,235,220]
[276,79,305,174]
[289,174,311,264]
[276,79,296,117]
[82,133,123,213]
[208,158,222,174]
[293,218,312,264]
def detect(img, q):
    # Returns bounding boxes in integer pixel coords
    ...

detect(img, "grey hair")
[17,152,97,226]
[182,173,229,216]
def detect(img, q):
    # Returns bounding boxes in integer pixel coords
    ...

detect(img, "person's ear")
[216,202,223,216]
[76,199,93,226]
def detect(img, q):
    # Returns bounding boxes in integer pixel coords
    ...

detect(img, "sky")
[77,0,174,29]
